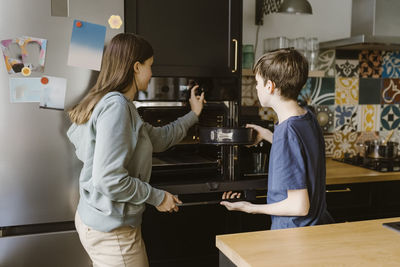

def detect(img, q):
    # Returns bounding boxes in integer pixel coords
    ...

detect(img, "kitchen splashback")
[242,48,400,158]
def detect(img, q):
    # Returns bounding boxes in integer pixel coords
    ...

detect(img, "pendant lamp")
[278,0,313,14]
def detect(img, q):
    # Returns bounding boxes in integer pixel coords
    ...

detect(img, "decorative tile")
[335,59,359,78]
[259,107,278,124]
[380,130,400,143]
[298,78,335,105]
[358,78,383,104]
[241,77,258,106]
[382,51,400,78]
[334,105,359,133]
[359,105,380,132]
[335,77,359,105]
[355,131,379,144]
[332,131,358,158]
[380,105,400,130]
[359,50,383,78]
[315,105,335,132]
[381,79,400,104]
[317,49,335,77]
[324,133,335,157]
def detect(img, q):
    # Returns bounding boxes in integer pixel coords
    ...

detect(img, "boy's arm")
[220,188,310,216]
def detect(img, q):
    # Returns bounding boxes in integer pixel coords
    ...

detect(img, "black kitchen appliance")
[334,154,400,172]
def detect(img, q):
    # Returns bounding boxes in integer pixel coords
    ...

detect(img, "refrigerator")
[0,0,124,266]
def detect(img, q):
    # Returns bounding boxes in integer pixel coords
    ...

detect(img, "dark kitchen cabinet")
[142,194,269,267]
[125,0,242,78]
[326,181,400,223]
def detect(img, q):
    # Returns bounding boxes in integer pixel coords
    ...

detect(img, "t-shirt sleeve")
[270,135,307,190]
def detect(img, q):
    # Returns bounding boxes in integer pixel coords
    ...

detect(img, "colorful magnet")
[21,67,31,76]
[108,15,123,29]
[67,20,106,71]
[76,21,82,28]
[41,77,49,84]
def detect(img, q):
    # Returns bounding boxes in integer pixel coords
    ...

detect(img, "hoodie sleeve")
[92,98,165,207]
[144,111,199,153]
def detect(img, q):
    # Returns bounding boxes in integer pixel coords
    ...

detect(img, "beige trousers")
[75,212,149,267]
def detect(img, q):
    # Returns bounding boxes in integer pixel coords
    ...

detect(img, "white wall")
[243,0,352,59]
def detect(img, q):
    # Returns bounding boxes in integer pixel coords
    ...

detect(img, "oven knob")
[206,182,219,191]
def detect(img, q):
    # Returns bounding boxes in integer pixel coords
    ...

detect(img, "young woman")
[67,33,205,267]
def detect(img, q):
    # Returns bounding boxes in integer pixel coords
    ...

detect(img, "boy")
[221,48,334,229]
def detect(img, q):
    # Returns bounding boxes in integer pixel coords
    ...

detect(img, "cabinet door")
[125,0,242,77]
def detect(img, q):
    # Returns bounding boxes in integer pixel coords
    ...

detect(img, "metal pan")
[199,127,256,145]
[364,140,399,159]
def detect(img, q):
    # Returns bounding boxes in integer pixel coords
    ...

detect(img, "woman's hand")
[156,191,182,213]
[189,85,205,117]
[246,124,273,144]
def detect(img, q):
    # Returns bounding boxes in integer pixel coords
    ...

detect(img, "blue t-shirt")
[267,108,333,230]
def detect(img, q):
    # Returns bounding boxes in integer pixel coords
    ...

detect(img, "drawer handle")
[326,188,351,193]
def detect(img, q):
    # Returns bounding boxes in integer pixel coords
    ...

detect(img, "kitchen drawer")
[326,183,373,209]
[326,183,375,222]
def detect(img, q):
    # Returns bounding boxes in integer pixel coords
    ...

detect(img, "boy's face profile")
[255,73,273,108]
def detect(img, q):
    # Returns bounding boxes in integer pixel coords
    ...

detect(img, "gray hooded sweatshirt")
[67,91,198,232]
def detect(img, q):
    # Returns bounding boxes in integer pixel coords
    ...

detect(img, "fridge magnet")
[67,20,106,71]
[108,15,123,29]
[0,37,47,74]
[9,77,42,103]
[21,67,31,76]
[39,76,67,110]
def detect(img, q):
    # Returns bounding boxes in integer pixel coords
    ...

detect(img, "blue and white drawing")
[67,20,106,71]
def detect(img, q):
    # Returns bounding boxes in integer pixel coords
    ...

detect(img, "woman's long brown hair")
[68,33,153,124]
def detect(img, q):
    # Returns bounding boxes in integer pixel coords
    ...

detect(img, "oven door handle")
[176,200,221,207]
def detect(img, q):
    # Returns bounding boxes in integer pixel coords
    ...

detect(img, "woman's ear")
[133,61,140,73]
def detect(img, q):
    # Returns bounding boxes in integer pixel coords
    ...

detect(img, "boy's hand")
[222,191,241,200]
[220,201,254,213]
[246,124,273,144]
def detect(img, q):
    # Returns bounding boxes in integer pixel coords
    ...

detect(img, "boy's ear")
[266,80,275,94]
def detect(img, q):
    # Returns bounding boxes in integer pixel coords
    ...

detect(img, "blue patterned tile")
[382,51,400,78]
[380,105,400,130]
[298,77,335,105]
[334,105,359,133]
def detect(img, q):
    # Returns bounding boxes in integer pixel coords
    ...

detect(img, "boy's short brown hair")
[253,48,308,101]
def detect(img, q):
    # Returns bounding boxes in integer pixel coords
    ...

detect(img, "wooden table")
[326,158,400,185]
[216,217,400,267]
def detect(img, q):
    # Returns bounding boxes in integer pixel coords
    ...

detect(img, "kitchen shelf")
[242,69,325,77]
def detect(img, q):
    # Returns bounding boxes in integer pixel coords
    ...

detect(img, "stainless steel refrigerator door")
[0,230,91,267]
[0,0,123,227]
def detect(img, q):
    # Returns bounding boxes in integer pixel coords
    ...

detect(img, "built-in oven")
[135,77,268,204]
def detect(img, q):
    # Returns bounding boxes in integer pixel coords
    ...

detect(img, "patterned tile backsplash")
[242,49,400,158]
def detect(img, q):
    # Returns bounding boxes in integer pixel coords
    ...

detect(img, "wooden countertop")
[326,158,400,185]
[216,217,400,267]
